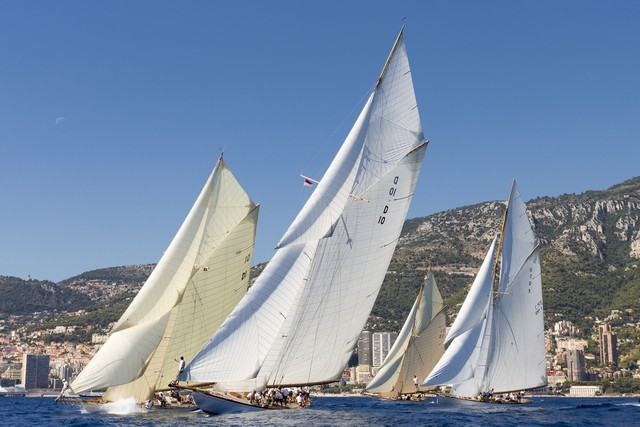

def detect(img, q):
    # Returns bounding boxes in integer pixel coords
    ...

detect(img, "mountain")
[373,176,640,337]
[0,276,92,315]
[2,177,639,356]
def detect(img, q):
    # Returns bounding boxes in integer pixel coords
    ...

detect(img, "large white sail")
[70,156,259,400]
[182,28,428,390]
[365,272,446,397]
[422,240,496,392]
[422,182,547,398]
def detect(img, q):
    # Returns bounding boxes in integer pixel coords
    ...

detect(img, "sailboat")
[176,27,429,414]
[365,272,446,399]
[61,155,259,406]
[422,182,546,403]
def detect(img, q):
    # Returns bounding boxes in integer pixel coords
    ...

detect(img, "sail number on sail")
[378,176,400,225]
[535,300,543,316]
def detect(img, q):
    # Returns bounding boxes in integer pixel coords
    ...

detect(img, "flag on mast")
[300,174,317,187]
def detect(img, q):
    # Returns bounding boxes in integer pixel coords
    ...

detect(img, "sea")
[0,395,637,427]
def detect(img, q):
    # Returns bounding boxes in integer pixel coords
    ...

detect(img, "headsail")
[422,239,496,394]
[69,156,259,402]
[365,272,446,397]
[182,27,428,390]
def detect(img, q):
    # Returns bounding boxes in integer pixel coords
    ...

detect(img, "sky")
[1,1,639,282]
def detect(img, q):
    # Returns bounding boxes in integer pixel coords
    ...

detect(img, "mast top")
[376,26,405,88]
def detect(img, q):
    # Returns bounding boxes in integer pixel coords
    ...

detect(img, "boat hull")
[435,393,531,405]
[193,392,265,414]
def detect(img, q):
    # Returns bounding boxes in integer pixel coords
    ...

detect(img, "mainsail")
[69,156,259,402]
[365,272,446,398]
[422,181,546,397]
[181,27,428,392]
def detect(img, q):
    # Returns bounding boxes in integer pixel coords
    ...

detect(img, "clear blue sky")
[1,1,639,282]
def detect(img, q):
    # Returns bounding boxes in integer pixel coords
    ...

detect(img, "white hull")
[436,393,531,405]
[193,392,265,414]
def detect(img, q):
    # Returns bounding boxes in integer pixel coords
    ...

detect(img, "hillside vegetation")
[2,177,639,359]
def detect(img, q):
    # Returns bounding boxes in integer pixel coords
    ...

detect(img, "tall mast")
[492,180,515,295]
[376,26,405,88]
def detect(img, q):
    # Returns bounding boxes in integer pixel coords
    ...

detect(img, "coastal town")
[2,307,639,397]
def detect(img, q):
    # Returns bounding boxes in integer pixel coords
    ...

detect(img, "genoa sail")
[181,27,428,393]
[69,156,259,403]
[365,272,446,398]
[422,181,546,397]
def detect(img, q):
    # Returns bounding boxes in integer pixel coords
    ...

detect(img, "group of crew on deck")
[479,389,525,403]
[145,390,194,409]
[246,386,311,408]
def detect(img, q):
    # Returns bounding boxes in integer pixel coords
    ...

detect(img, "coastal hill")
[375,177,640,336]
[2,177,639,361]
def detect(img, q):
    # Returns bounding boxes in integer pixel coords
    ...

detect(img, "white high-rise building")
[372,332,398,367]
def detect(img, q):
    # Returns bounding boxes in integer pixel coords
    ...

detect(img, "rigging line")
[299,84,374,179]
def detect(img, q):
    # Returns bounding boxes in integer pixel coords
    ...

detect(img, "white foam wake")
[81,397,147,415]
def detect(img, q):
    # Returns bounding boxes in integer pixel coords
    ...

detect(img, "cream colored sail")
[182,27,428,391]
[69,156,259,401]
[365,272,446,398]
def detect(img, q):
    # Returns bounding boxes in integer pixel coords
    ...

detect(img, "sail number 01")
[378,176,400,225]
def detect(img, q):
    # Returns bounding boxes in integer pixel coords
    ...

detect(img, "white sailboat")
[177,27,429,414]
[365,272,446,399]
[62,155,259,405]
[422,182,547,402]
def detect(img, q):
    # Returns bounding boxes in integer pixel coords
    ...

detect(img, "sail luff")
[275,94,374,249]
[422,243,496,390]
[376,26,405,88]
[445,238,497,345]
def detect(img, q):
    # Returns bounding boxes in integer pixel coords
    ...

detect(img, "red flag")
[303,178,314,187]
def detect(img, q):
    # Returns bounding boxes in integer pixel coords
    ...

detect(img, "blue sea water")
[0,395,637,426]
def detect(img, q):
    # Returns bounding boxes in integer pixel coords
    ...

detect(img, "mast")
[492,180,515,293]
[376,26,405,88]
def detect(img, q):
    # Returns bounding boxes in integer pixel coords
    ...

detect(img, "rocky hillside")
[2,177,639,347]
[372,177,640,335]
[0,276,91,315]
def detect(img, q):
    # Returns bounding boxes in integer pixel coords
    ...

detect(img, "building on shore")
[372,332,397,367]
[598,324,618,368]
[566,349,587,381]
[569,385,603,397]
[22,353,49,389]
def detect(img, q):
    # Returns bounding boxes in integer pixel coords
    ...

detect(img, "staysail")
[181,27,428,391]
[422,182,546,397]
[69,156,259,402]
[365,272,446,398]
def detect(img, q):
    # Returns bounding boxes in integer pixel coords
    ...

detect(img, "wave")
[80,397,147,415]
